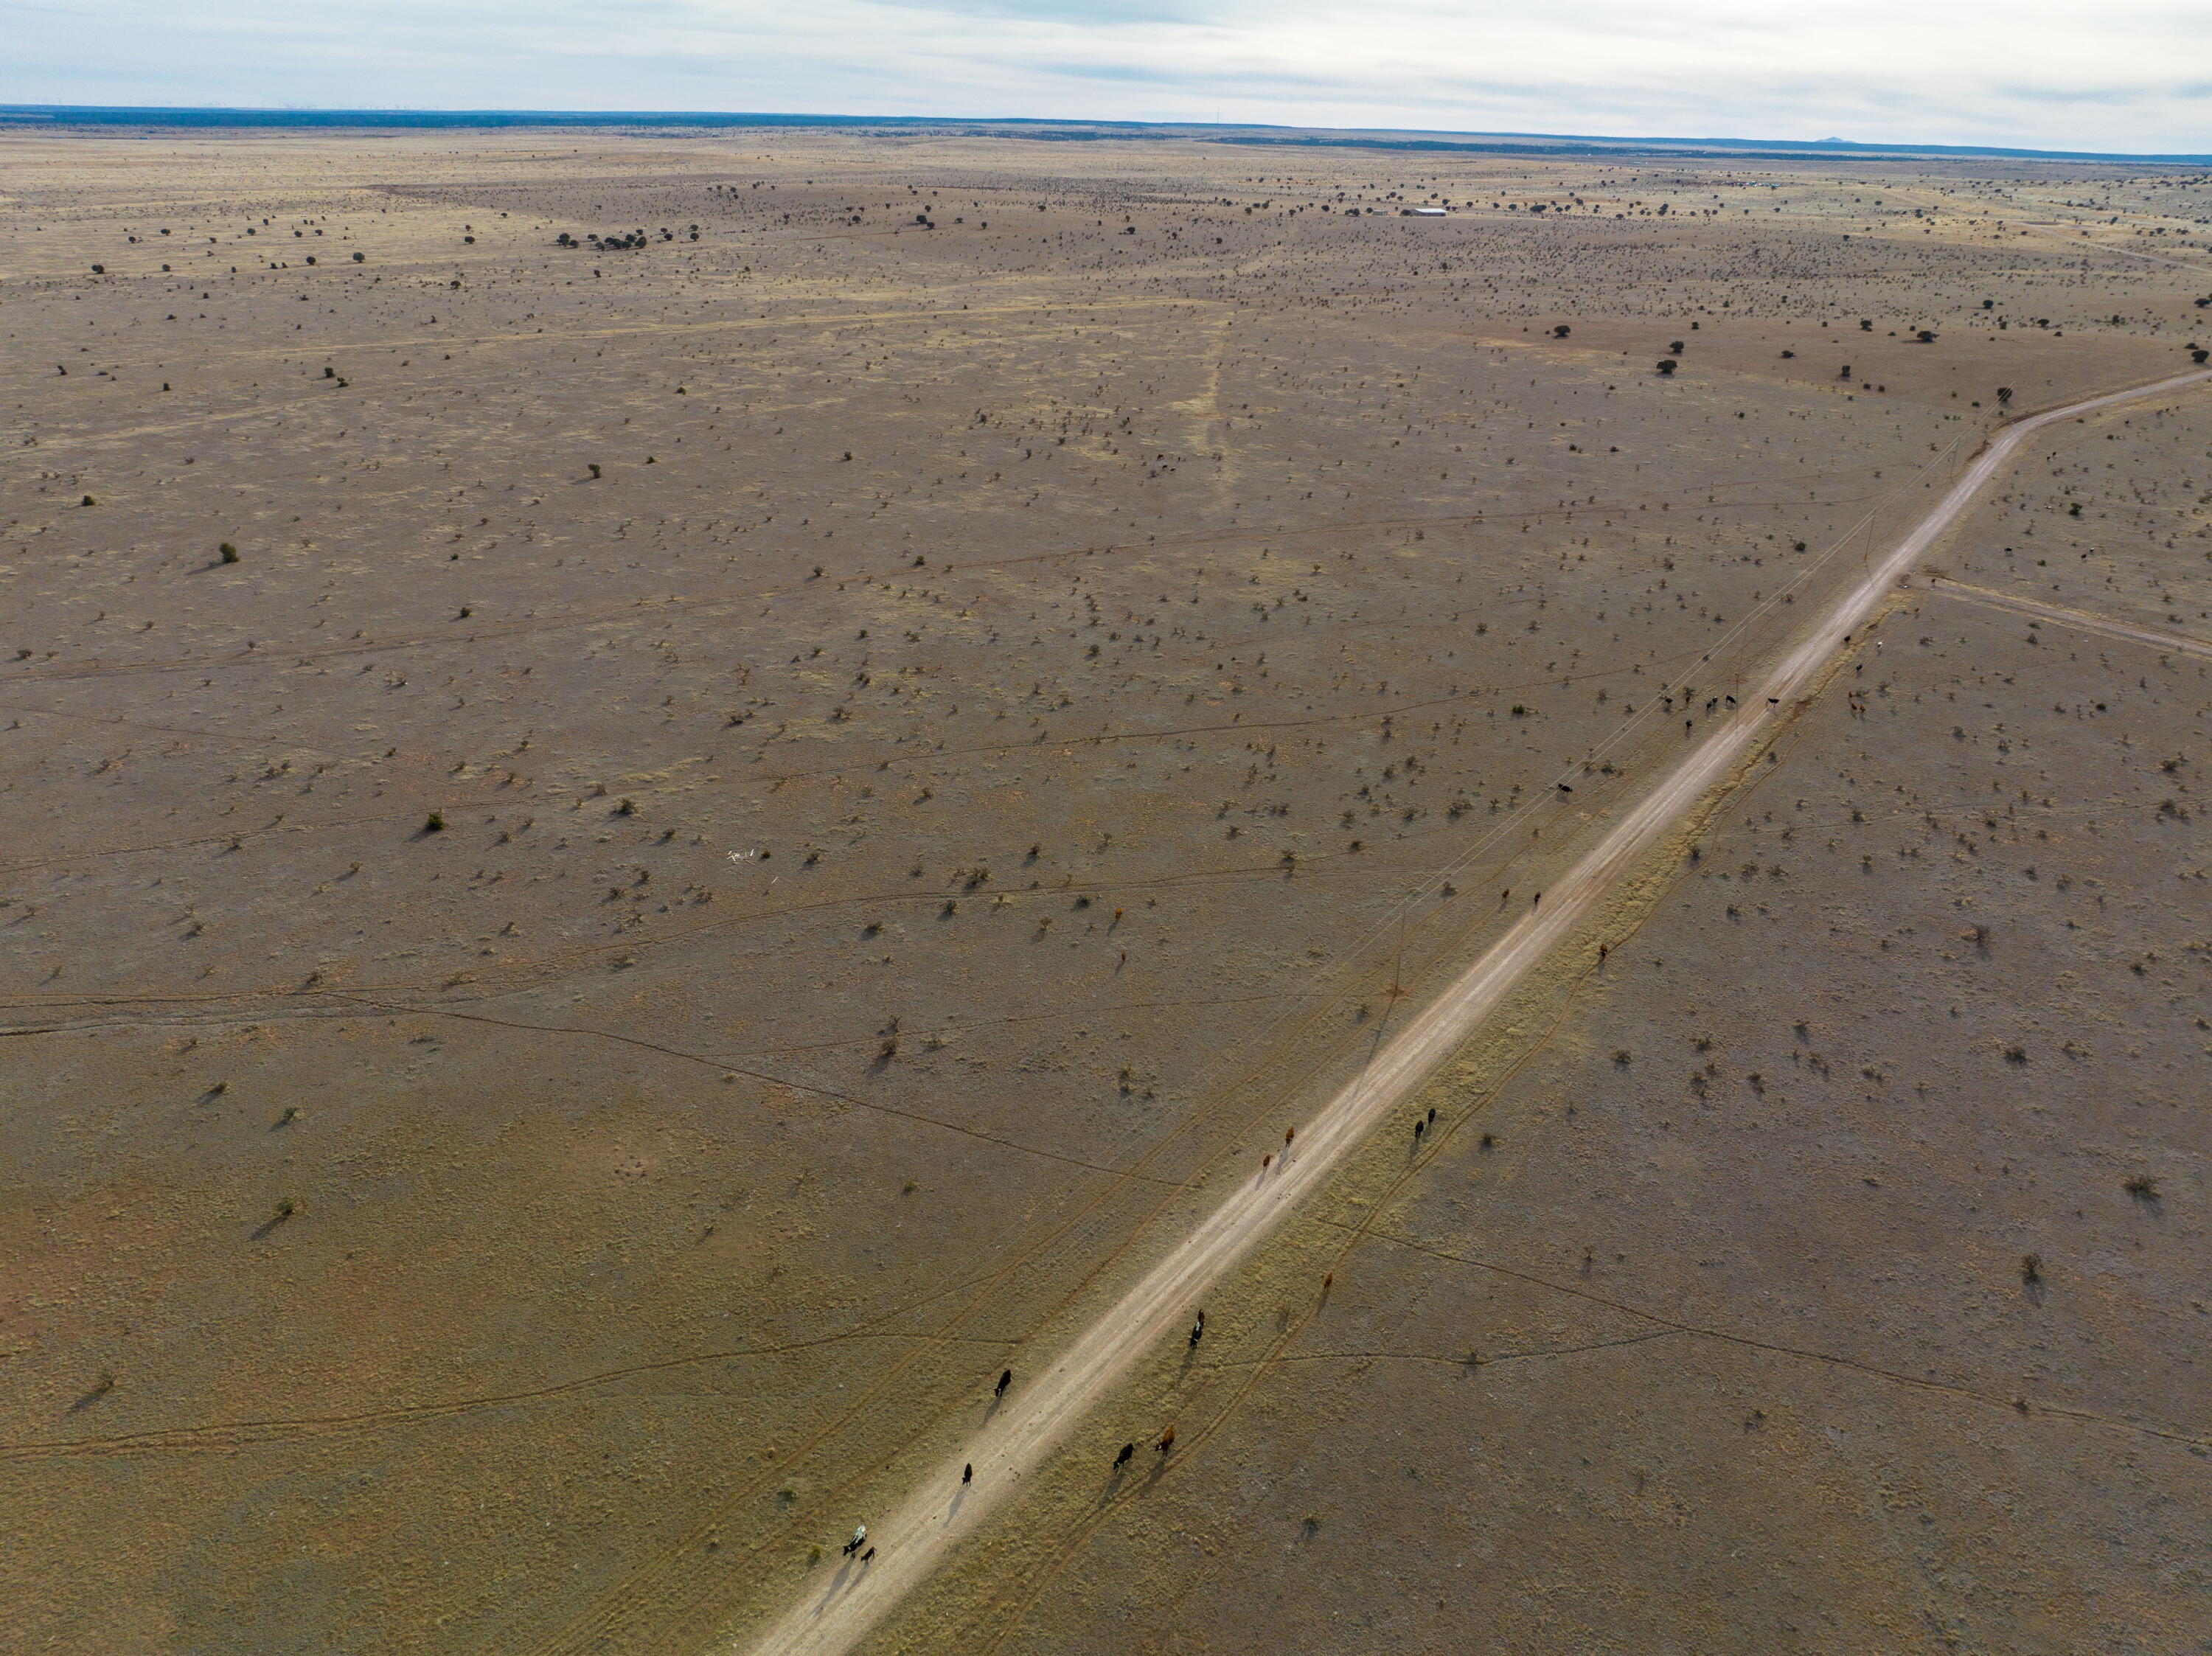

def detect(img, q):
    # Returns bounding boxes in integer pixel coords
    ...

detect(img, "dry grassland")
[2,126,2208,1654]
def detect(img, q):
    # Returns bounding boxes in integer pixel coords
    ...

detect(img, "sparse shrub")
[1996,386,2013,405]
[2124,1174,2160,1200]
[1655,360,1676,375]
[615,797,634,815]
[2020,1253,2042,1285]
[588,462,602,478]
[220,543,239,563]
[80,495,94,507]
[423,811,445,832]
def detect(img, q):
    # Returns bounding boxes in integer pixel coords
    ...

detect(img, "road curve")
[735,367,2212,1656]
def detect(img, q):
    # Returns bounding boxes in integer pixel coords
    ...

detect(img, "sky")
[5,0,2211,154]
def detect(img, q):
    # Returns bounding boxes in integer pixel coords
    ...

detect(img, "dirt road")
[735,367,2212,1656]
[1916,573,2212,659]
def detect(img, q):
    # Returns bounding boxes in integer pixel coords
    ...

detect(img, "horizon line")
[2,104,2208,166]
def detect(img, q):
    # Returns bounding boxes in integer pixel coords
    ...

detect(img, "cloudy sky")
[6,0,2209,153]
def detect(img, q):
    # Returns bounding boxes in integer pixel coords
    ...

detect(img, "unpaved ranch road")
[739,367,2212,1656]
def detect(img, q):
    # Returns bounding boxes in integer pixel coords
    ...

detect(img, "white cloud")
[3,0,2208,153]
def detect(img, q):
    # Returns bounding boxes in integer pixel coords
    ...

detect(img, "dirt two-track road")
[740,365,2212,1656]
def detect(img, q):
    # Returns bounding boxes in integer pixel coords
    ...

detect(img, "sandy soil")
[2,127,2208,1655]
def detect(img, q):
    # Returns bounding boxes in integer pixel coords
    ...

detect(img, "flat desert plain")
[2,126,2209,1654]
